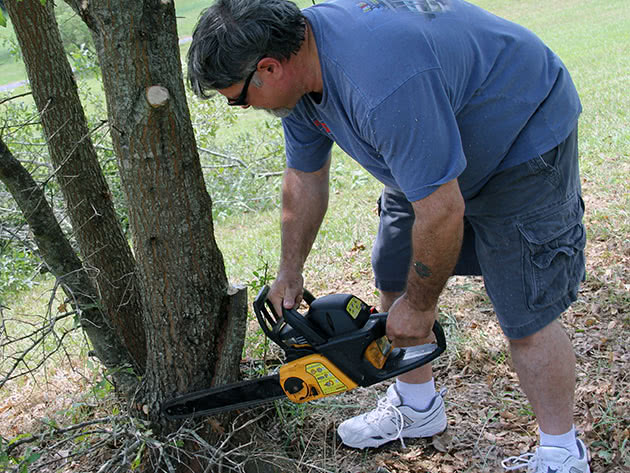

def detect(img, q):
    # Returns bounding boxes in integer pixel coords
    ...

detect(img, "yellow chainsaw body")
[278,337,392,403]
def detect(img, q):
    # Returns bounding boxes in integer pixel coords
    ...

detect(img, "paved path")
[0,80,27,93]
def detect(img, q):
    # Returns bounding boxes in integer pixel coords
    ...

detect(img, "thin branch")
[5,416,124,455]
[0,91,33,105]
[197,147,247,167]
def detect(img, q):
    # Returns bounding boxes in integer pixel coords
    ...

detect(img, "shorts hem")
[375,279,407,293]
[499,293,577,340]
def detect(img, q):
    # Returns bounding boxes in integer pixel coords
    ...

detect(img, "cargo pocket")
[517,196,586,311]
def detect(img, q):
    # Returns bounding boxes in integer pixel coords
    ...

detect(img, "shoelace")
[365,395,407,448]
[501,452,537,471]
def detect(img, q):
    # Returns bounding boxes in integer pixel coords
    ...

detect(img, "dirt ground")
[1,188,628,473]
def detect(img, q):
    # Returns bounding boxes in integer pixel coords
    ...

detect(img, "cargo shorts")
[371,127,586,339]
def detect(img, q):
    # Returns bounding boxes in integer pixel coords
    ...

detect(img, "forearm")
[278,158,330,274]
[404,179,465,311]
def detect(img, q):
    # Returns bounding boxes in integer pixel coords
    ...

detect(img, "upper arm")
[282,114,334,174]
[283,154,332,208]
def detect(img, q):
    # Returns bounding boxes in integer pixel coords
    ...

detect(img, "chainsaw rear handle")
[357,312,446,385]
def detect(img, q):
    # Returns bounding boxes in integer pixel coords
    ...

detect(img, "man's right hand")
[268,271,304,317]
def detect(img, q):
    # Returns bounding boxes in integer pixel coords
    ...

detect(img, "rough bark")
[4,0,147,371]
[4,4,249,463]
[0,137,136,385]
[65,0,246,426]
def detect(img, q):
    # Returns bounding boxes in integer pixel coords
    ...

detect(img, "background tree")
[3,0,248,456]
[0,137,134,382]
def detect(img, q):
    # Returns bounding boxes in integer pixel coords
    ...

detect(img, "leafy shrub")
[0,243,39,301]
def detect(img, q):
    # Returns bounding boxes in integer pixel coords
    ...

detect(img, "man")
[187,0,590,471]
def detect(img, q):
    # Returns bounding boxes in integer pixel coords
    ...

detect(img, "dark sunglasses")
[227,59,264,106]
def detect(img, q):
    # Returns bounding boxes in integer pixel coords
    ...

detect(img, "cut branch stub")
[146,85,170,108]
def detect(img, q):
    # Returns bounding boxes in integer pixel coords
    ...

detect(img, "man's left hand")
[386,294,436,347]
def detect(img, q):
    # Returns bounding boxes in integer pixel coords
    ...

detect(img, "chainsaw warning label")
[306,362,348,394]
[346,297,362,319]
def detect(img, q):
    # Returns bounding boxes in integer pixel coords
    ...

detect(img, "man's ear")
[257,57,284,80]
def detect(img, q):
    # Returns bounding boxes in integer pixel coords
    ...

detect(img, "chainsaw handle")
[314,312,446,386]
[253,285,316,348]
[359,313,446,384]
[368,312,446,350]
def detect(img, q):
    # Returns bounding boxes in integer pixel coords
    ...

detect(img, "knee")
[508,320,566,349]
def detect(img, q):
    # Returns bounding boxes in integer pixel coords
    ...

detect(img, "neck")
[300,20,323,94]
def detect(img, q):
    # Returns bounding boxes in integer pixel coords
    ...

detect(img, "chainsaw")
[162,286,446,420]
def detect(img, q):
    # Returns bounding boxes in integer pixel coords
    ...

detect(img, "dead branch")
[5,416,123,455]
[0,92,33,106]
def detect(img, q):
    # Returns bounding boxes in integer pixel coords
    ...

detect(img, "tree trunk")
[4,0,147,370]
[0,137,136,388]
[66,0,247,425]
[4,1,249,462]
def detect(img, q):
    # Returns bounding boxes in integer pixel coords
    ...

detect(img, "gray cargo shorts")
[371,127,585,339]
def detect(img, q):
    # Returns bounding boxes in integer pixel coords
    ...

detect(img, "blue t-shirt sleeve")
[282,113,334,172]
[365,69,467,202]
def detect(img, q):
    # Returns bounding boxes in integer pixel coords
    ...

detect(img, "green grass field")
[1,1,629,472]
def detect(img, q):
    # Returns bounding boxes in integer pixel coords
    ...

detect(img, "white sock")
[539,425,581,458]
[395,378,436,411]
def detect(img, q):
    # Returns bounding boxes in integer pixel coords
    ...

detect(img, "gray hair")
[188,0,307,98]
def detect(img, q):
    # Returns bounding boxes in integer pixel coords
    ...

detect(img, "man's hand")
[386,294,436,347]
[268,270,304,317]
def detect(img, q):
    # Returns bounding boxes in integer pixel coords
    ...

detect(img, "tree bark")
[0,137,136,389]
[65,0,246,426]
[5,2,249,462]
[4,0,147,371]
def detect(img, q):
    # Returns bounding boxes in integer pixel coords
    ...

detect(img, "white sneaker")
[502,438,591,472]
[337,384,447,449]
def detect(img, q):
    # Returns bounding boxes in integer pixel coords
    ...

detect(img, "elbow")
[451,193,465,220]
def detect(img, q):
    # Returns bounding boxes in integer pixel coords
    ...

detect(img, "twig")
[0,91,33,105]
[197,147,247,167]
[5,416,124,455]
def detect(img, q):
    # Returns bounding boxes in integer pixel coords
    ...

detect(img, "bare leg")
[381,290,433,384]
[509,320,575,434]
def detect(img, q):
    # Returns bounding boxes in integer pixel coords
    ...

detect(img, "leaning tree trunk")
[4,0,146,371]
[66,0,248,427]
[0,138,135,381]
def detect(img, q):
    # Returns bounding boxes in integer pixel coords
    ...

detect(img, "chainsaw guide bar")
[163,375,285,419]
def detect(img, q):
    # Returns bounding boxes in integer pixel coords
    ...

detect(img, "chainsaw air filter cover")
[305,293,372,338]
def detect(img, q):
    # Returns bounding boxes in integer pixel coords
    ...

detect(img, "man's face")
[219,79,297,118]
[217,60,300,118]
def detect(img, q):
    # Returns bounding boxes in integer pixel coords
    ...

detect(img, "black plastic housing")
[253,286,446,387]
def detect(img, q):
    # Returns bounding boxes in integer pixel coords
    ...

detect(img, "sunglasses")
[227,58,264,106]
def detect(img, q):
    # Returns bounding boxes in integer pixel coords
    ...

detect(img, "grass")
[1,0,629,472]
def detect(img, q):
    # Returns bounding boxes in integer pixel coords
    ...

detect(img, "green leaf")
[130,442,145,470]
[0,10,7,28]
